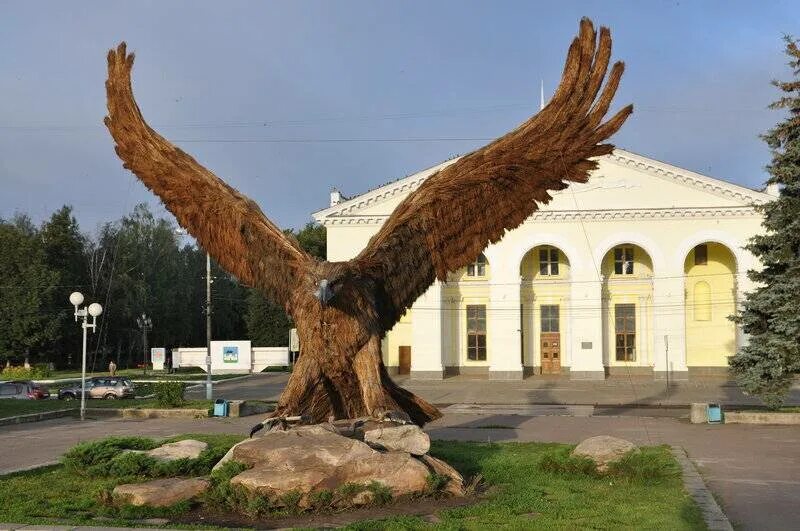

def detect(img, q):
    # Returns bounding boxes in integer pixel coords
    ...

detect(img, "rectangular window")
[540,304,560,333]
[615,304,636,361]
[466,305,487,361]
[538,248,560,276]
[694,244,708,266]
[467,255,486,277]
[614,247,634,275]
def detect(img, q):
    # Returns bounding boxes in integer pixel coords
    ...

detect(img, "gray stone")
[146,439,207,461]
[363,424,430,456]
[572,435,637,472]
[113,477,209,507]
[228,424,432,501]
[690,403,709,424]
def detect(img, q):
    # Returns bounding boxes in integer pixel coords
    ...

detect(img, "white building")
[314,149,775,381]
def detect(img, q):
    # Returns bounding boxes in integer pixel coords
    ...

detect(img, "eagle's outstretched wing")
[105,43,311,310]
[353,18,633,329]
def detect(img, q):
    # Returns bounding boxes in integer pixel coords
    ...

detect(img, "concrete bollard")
[690,403,709,424]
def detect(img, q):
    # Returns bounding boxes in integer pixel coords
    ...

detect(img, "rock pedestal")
[228,425,431,500]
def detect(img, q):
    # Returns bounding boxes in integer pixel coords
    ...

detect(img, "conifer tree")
[731,36,800,408]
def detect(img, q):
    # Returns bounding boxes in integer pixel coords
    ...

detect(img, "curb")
[671,446,733,531]
[0,409,75,427]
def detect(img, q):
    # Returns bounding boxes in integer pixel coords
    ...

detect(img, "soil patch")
[177,494,478,529]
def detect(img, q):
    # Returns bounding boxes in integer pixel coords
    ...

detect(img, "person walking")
[108,360,117,376]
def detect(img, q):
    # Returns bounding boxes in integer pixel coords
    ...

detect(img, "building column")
[410,281,444,380]
[569,273,606,379]
[488,278,524,380]
[653,275,688,380]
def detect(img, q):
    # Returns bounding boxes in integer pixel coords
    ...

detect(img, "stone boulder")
[418,454,465,496]
[571,435,637,472]
[146,439,208,461]
[113,477,209,507]
[227,425,431,501]
[363,424,430,456]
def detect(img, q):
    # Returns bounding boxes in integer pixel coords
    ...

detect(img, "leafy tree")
[0,215,61,365]
[731,36,800,408]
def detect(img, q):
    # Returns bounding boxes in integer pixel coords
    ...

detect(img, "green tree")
[731,36,800,408]
[40,206,89,367]
[245,222,326,346]
[0,215,61,366]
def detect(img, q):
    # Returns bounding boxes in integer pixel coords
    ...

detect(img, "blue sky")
[0,1,797,233]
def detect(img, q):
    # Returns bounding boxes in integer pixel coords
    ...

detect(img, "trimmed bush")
[153,380,185,407]
[0,366,50,380]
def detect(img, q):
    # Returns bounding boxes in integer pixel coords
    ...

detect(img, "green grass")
[0,434,243,528]
[0,437,705,529]
[0,398,213,419]
[345,441,704,530]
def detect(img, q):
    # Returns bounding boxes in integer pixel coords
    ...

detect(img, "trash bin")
[707,403,722,424]
[213,399,229,417]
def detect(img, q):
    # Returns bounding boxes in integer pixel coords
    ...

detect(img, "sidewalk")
[197,371,800,408]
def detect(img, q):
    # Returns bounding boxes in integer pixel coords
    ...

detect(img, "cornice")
[318,206,761,226]
[607,149,769,205]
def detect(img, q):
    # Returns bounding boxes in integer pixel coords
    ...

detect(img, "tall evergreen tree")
[731,36,800,408]
[41,206,89,367]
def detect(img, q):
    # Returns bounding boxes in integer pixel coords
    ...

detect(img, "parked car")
[0,380,49,399]
[58,377,135,400]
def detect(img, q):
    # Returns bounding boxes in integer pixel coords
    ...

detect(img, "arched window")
[694,281,711,321]
[467,253,487,277]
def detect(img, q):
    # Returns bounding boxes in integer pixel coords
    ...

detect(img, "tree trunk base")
[271,336,441,426]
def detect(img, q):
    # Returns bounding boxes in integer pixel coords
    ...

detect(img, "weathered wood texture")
[104,18,631,426]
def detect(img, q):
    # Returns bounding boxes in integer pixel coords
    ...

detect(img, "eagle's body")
[104,18,632,426]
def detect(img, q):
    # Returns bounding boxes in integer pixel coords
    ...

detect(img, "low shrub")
[0,365,50,380]
[538,447,599,477]
[425,472,450,497]
[63,434,237,479]
[365,481,392,506]
[62,437,157,473]
[607,447,681,481]
[153,380,185,407]
[308,488,334,510]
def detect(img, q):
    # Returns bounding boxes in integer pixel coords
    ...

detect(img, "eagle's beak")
[314,279,334,306]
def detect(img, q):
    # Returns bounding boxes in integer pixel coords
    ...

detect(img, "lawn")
[0,436,705,530]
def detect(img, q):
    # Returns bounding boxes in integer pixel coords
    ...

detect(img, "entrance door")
[398,346,411,375]
[540,305,561,374]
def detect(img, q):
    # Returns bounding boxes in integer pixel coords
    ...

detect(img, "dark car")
[0,380,49,399]
[58,377,135,400]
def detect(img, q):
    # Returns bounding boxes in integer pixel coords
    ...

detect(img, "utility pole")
[205,252,213,400]
[137,313,152,376]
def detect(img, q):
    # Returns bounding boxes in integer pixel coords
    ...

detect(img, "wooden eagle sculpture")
[104,18,632,428]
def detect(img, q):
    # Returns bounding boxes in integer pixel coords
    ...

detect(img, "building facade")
[313,149,775,380]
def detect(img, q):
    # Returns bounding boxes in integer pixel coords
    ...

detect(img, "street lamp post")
[137,314,152,376]
[69,292,103,421]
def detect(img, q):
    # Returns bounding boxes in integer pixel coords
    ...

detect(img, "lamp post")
[137,313,152,376]
[69,292,103,421]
